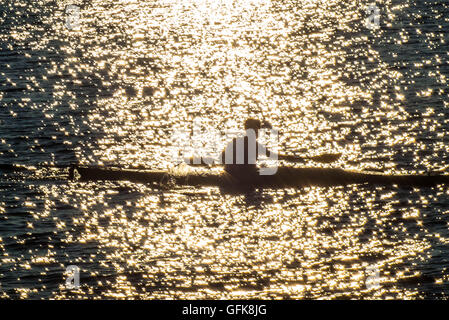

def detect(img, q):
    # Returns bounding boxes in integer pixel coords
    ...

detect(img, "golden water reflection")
[41,182,447,299]
[1,0,449,299]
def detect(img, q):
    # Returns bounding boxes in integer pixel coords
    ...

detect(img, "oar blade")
[309,153,342,163]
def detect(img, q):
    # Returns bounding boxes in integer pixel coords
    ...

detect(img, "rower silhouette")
[221,118,276,179]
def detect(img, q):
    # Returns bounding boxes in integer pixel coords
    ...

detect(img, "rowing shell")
[70,166,449,188]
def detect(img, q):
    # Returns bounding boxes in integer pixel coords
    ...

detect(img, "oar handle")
[278,154,306,163]
[279,153,342,164]
[184,153,342,167]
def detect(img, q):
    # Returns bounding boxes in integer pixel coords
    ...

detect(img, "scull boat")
[70,165,449,188]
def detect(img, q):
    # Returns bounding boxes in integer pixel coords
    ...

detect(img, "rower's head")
[244,118,262,137]
[245,118,261,130]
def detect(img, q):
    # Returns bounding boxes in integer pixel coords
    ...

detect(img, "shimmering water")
[1,0,449,299]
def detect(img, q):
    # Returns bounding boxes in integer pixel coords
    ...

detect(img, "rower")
[221,118,276,179]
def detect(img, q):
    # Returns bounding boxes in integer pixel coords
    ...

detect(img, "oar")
[279,153,342,164]
[0,163,72,171]
[185,153,342,167]
[184,157,217,167]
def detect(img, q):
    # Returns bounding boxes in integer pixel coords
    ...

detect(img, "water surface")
[1,0,449,299]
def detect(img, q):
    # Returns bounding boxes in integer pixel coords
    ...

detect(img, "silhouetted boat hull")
[71,166,449,188]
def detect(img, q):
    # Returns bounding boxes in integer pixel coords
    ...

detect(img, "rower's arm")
[257,143,304,163]
[257,143,279,160]
[257,143,306,163]
[278,154,306,163]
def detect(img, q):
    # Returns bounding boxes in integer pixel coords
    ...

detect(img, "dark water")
[1,0,449,299]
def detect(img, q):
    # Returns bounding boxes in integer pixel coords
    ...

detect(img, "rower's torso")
[221,135,267,176]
